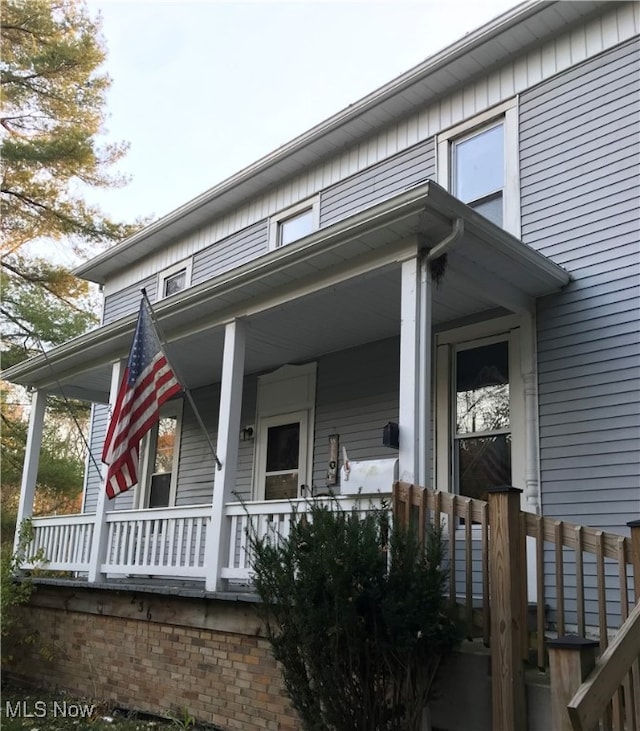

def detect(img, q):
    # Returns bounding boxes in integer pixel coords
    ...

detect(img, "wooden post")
[627,520,640,603]
[487,486,526,731]
[547,636,598,731]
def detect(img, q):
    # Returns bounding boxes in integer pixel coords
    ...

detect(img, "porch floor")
[29,575,259,603]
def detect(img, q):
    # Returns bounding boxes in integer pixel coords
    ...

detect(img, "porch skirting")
[6,581,298,731]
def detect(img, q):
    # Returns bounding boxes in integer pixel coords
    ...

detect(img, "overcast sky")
[84,0,521,228]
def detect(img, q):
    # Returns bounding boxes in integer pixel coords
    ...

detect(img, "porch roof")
[3,182,569,402]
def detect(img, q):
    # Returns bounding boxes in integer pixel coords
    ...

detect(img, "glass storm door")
[259,412,308,500]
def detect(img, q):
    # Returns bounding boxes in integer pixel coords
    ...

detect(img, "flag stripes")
[102,300,182,499]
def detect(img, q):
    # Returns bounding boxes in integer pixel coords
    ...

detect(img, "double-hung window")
[453,122,504,227]
[436,317,525,501]
[437,99,519,235]
[454,339,511,500]
[137,400,183,508]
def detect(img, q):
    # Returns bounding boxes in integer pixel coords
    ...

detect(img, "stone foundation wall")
[7,582,298,731]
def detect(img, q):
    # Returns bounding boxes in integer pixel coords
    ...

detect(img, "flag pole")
[140,289,222,470]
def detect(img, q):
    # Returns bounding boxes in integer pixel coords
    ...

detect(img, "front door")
[257,411,309,500]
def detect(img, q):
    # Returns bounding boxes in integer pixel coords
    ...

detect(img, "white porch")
[20,494,386,586]
[5,182,570,592]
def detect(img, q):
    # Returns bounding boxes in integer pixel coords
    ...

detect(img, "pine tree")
[1,1,141,525]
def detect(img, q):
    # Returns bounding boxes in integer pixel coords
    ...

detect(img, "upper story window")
[159,259,192,299]
[453,122,504,226]
[437,100,519,236]
[269,196,319,250]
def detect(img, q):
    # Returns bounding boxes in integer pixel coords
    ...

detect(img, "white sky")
[84,0,521,226]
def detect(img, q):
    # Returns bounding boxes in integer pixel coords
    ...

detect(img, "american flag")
[102,299,182,499]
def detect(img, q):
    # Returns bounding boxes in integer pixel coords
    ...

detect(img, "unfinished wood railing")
[564,601,640,731]
[392,481,639,731]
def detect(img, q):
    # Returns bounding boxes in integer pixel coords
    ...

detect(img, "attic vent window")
[159,259,192,299]
[279,208,314,247]
[269,196,319,251]
[164,268,186,296]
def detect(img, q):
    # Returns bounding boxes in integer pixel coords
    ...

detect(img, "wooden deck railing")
[564,601,640,731]
[392,481,640,731]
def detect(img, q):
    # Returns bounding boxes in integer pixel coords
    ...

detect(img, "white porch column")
[88,359,125,583]
[399,255,432,487]
[205,319,246,592]
[13,388,47,553]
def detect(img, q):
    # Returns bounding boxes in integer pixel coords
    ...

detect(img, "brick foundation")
[7,582,298,731]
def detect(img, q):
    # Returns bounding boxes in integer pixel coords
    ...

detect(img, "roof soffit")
[5,183,569,395]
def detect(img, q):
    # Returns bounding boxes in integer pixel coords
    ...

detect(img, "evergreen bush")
[249,500,461,731]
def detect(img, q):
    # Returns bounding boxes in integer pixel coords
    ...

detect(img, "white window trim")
[435,315,527,508]
[158,258,193,299]
[436,98,520,237]
[268,196,320,251]
[136,399,183,509]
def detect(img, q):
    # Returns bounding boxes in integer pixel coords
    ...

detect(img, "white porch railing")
[102,505,211,578]
[22,513,95,573]
[21,493,388,585]
[222,493,388,581]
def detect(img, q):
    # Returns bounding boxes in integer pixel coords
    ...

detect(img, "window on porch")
[454,340,511,501]
[137,400,183,508]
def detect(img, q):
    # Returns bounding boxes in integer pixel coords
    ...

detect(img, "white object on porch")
[339,458,398,495]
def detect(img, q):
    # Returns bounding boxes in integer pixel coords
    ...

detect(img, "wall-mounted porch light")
[240,425,254,441]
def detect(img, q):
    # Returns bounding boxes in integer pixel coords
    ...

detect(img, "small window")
[163,268,187,297]
[269,197,319,250]
[279,208,314,247]
[158,259,192,299]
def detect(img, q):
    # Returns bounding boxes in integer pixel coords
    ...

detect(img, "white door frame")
[254,410,310,500]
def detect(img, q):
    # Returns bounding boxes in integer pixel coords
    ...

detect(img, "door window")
[264,422,301,500]
[256,411,309,500]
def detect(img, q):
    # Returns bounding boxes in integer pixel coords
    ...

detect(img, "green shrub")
[250,501,461,731]
[1,519,48,668]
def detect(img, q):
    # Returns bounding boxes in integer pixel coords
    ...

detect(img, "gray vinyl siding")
[83,404,135,513]
[313,337,400,489]
[102,275,157,324]
[520,39,640,628]
[173,339,400,504]
[175,377,258,506]
[320,139,435,227]
[191,221,268,286]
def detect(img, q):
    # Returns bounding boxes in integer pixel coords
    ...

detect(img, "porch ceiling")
[2,182,569,403]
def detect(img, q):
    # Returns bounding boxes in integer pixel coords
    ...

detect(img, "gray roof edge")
[73,0,555,281]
